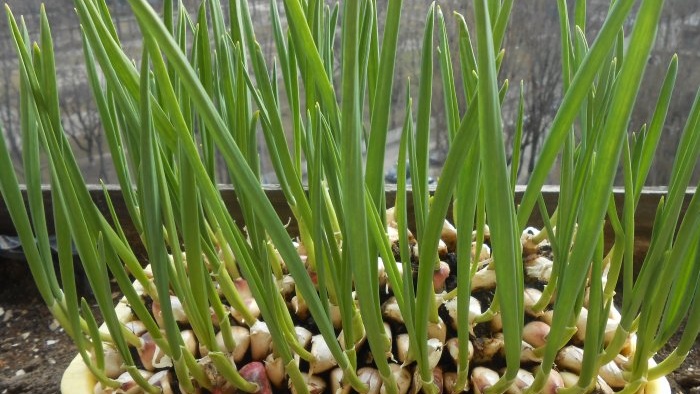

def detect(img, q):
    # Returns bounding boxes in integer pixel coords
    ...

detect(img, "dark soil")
[1,256,699,394]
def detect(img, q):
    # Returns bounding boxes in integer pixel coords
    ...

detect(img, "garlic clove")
[309,334,338,374]
[381,364,412,394]
[358,367,383,394]
[433,261,451,293]
[250,320,273,361]
[522,321,550,348]
[263,353,287,389]
[239,361,272,394]
[290,373,326,394]
[330,367,351,394]
[472,367,500,394]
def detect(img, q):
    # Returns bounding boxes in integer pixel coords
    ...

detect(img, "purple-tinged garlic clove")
[433,261,451,293]
[444,296,481,333]
[137,332,172,371]
[250,321,273,361]
[541,369,565,394]
[309,334,338,374]
[264,353,287,389]
[556,345,584,373]
[472,367,499,394]
[433,367,445,394]
[381,364,412,394]
[290,373,326,394]
[382,297,404,324]
[358,367,383,394]
[239,361,272,394]
[472,333,504,364]
[446,337,474,364]
[522,321,550,348]
[427,338,444,370]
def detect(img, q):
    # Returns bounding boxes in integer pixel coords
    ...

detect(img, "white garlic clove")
[427,338,444,370]
[263,353,286,389]
[381,364,412,394]
[555,345,584,373]
[330,367,351,394]
[309,334,338,374]
[358,367,383,394]
[290,373,326,394]
[472,267,497,290]
[472,333,504,363]
[382,297,404,324]
[250,320,273,361]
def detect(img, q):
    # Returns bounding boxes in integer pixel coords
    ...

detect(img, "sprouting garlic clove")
[290,295,310,321]
[472,367,500,394]
[490,313,503,332]
[523,288,545,317]
[524,256,553,283]
[519,340,541,363]
[382,297,404,324]
[152,295,189,327]
[473,333,504,364]
[181,329,198,356]
[278,275,296,300]
[123,320,147,337]
[441,219,457,252]
[250,320,273,361]
[239,361,272,394]
[444,296,482,333]
[428,317,447,343]
[442,371,460,394]
[446,337,474,364]
[96,344,125,379]
[358,367,383,394]
[432,261,451,293]
[102,370,153,394]
[138,332,172,371]
[396,333,412,365]
[521,227,544,257]
[381,364,412,394]
[522,321,550,348]
[573,307,621,344]
[264,353,287,389]
[542,369,565,394]
[559,371,579,388]
[231,279,261,324]
[148,370,176,394]
[309,334,338,374]
[208,325,250,362]
[427,338,444,370]
[555,345,584,373]
[290,373,326,394]
[330,303,343,329]
[502,369,534,394]
[472,242,491,262]
[294,326,313,350]
[472,266,497,290]
[330,367,351,394]
[599,356,627,388]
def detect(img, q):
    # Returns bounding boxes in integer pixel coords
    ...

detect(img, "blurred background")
[1,0,698,186]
